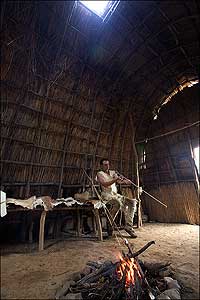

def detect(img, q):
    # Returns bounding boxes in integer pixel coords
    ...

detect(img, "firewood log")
[55,280,75,299]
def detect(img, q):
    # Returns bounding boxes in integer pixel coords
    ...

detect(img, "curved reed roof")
[1,1,199,193]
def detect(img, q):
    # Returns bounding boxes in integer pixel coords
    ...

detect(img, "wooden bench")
[6,201,103,251]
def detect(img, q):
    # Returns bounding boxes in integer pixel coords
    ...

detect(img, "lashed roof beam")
[126,41,198,87]
[114,9,172,97]
[158,6,198,72]
[5,15,118,94]
[112,13,200,85]
[126,55,199,106]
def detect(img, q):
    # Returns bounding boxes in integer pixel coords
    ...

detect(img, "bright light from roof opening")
[80,1,119,20]
[194,147,199,173]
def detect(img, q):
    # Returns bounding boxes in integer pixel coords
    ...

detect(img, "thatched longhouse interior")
[1,1,199,299]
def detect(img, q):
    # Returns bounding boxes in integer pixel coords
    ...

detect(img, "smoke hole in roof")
[79,1,119,20]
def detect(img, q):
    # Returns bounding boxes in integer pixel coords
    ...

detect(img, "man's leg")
[101,193,121,236]
[108,198,121,222]
[106,198,121,236]
[122,198,137,238]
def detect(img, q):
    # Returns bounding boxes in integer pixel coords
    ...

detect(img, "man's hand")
[116,177,131,185]
[97,172,119,187]
[125,179,132,184]
[112,173,119,180]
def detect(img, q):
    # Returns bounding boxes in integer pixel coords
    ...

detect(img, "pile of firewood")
[55,241,181,300]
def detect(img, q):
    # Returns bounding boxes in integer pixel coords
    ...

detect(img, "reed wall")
[142,182,199,224]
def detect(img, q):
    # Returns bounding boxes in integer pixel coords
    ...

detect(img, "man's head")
[100,158,110,172]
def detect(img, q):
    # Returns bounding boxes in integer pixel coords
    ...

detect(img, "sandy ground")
[0,223,199,300]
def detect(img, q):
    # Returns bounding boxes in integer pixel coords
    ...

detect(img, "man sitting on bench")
[96,158,137,238]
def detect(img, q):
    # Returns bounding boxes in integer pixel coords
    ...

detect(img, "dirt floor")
[1,223,199,300]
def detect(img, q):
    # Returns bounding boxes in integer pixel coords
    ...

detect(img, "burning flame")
[116,254,142,288]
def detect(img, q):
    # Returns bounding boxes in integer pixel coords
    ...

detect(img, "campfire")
[116,255,144,297]
[55,241,181,300]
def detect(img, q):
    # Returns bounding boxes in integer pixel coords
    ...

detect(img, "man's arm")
[119,178,132,185]
[97,172,119,187]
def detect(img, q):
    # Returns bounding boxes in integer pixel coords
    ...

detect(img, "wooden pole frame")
[129,113,142,228]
